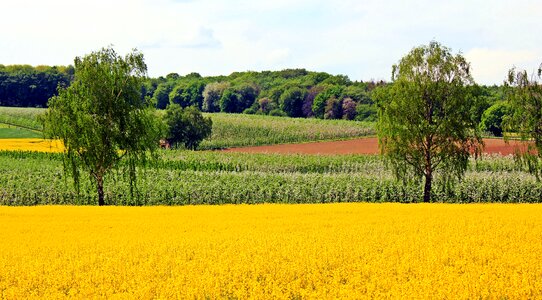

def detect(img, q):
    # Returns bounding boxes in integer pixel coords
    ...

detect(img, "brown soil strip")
[223,138,531,156]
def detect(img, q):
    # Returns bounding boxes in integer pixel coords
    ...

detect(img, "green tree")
[164,104,212,150]
[153,82,174,109]
[219,89,241,113]
[280,87,306,117]
[43,47,161,206]
[375,41,482,203]
[202,82,229,112]
[312,85,343,118]
[169,80,205,109]
[479,101,510,137]
[505,63,542,179]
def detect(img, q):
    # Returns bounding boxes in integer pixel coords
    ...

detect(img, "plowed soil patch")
[223,138,531,156]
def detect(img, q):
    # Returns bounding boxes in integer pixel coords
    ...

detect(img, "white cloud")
[0,0,540,84]
[465,48,541,85]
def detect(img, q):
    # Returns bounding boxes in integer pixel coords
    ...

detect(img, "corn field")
[1,150,541,205]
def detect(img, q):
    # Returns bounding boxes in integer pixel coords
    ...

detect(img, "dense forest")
[0,65,507,130]
[0,65,73,107]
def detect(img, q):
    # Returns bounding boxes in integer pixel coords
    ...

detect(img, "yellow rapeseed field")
[0,138,63,152]
[0,203,541,299]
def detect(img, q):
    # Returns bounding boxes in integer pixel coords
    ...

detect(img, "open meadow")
[1,204,541,299]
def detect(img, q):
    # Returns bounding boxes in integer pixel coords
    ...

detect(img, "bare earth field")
[224,137,530,156]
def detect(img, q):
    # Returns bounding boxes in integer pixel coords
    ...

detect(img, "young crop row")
[0,150,527,174]
[1,153,541,205]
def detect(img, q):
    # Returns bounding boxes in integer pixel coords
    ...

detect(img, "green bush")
[164,105,212,150]
[269,109,287,117]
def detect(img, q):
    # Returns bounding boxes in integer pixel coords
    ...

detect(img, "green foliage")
[164,104,212,150]
[324,97,342,119]
[479,102,510,136]
[42,47,162,205]
[153,82,174,109]
[242,107,256,114]
[202,82,229,112]
[233,83,260,112]
[355,104,377,122]
[219,89,241,113]
[280,87,306,117]
[505,63,542,179]
[169,80,205,109]
[268,109,287,117]
[376,41,482,202]
[312,85,343,118]
[0,65,72,107]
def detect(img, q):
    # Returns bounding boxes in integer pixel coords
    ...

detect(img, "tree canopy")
[0,65,72,107]
[376,41,482,203]
[43,47,161,206]
[505,63,542,179]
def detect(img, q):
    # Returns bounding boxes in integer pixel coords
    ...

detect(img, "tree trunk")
[423,172,432,203]
[97,174,105,206]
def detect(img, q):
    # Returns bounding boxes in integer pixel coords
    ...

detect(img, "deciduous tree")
[376,41,482,203]
[43,47,161,205]
[505,63,542,179]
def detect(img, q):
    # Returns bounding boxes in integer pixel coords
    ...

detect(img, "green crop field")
[0,107,374,147]
[0,107,44,131]
[1,107,537,206]
[0,123,41,138]
[0,150,540,205]
[199,113,374,149]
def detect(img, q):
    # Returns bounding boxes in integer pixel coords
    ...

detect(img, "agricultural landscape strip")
[1,149,540,205]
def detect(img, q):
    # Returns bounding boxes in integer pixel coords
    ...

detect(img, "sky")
[0,0,540,85]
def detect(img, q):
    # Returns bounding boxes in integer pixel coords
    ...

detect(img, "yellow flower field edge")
[0,138,64,153]
[0,203,540,299]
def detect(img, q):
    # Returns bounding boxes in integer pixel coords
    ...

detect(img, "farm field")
[225,137,531,156]
[1,150,541,205]
[0,107,375,148]
[0,123,41,139]
[0,204,541,299]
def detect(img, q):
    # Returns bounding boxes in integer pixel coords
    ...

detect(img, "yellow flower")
[0,203,541,299]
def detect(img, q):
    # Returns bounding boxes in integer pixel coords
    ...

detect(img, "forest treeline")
[0,65,506,129]
[0,65,73,107]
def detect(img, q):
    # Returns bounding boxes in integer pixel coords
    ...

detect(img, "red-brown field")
[224,137,530,156]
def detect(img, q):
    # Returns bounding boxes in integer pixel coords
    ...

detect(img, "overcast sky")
[1,0,540,84]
